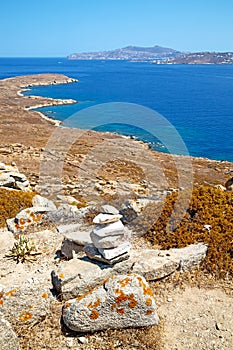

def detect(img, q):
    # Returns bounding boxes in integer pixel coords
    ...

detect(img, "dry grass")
[0,189,35,228]
[144,186,233,278]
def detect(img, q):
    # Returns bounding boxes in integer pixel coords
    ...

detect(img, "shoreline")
[1,73,232,164]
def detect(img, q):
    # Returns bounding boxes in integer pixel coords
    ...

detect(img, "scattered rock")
[47,204,89,224]
[225,177,233,191]
[62,274,159,332]
[0,163,30,191]
[0,314,20,350]
[52,243,207,300]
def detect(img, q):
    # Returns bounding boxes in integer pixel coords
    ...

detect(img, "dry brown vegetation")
[0,189,35,228]
[144,186,233,278]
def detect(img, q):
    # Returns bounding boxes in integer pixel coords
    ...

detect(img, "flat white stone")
[93,213,122,224]
[93,220,125,238]
[98,241,131,260]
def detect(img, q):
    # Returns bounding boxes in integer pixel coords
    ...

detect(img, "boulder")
[0,283,52,327]
[6,207,47,233]
[62,274,159,332]
[0,314,20,350]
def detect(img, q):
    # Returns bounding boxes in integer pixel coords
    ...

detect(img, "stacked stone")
[85,205,131,264]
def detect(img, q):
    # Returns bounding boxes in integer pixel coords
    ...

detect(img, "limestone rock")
[0,314,20,350]
[101,205,119,215]
[98,241,131,260]
[52,243,207,301]
[84,244,130,265]
[93,213,122,225]
[51,258,108,301]
[62,274,159,332]
[92,220,125,238]
[61,240,83,260]
[0,229,15,254]
[63,230,92,246]
[47,204,88,224]
[32,194,56,211]
[0,283,52,327]
[0,163,30,191]
[6,207,47,233]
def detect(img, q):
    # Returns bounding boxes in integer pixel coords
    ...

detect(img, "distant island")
[67,45,233,64]
[67,45,182,61]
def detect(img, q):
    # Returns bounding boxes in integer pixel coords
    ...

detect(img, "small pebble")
[167,297,173,302]
[78,336,88,344]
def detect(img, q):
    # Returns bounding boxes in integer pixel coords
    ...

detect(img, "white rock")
[92,220,125,238]
[101,205,119,215]
[98,242,131,260]
[93,213,122,225]
[62,274,159,332]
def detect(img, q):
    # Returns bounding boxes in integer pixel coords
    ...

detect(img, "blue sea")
[0,58,232,162]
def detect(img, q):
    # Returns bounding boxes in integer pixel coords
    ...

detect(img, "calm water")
[0,58,232,161]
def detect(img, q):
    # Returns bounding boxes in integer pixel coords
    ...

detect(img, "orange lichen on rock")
[119,277,132,288]
[146,298,152,306]
[116,308,125,314]
[58,273,64,279]
[115,290,128,304]
[87,298,100,309]
[111,303,116,311]
[19,311,33,322]
[19,218,25,225]
[146,310,154,315]
[0,300,3,305]
[89,310,99,320]
[129,298,138,308]
[137,276,154,297]
[5,289,17,297]
[65,301,71,308]
[41,292,48,299]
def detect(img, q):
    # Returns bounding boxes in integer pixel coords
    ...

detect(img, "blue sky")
[0,0,232,56]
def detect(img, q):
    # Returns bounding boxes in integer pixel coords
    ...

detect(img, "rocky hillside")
[68,45,182,61]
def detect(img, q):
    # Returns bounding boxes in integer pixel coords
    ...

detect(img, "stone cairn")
[84,205,131,264]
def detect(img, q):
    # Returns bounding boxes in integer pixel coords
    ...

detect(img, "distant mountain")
[67,45,182,61]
